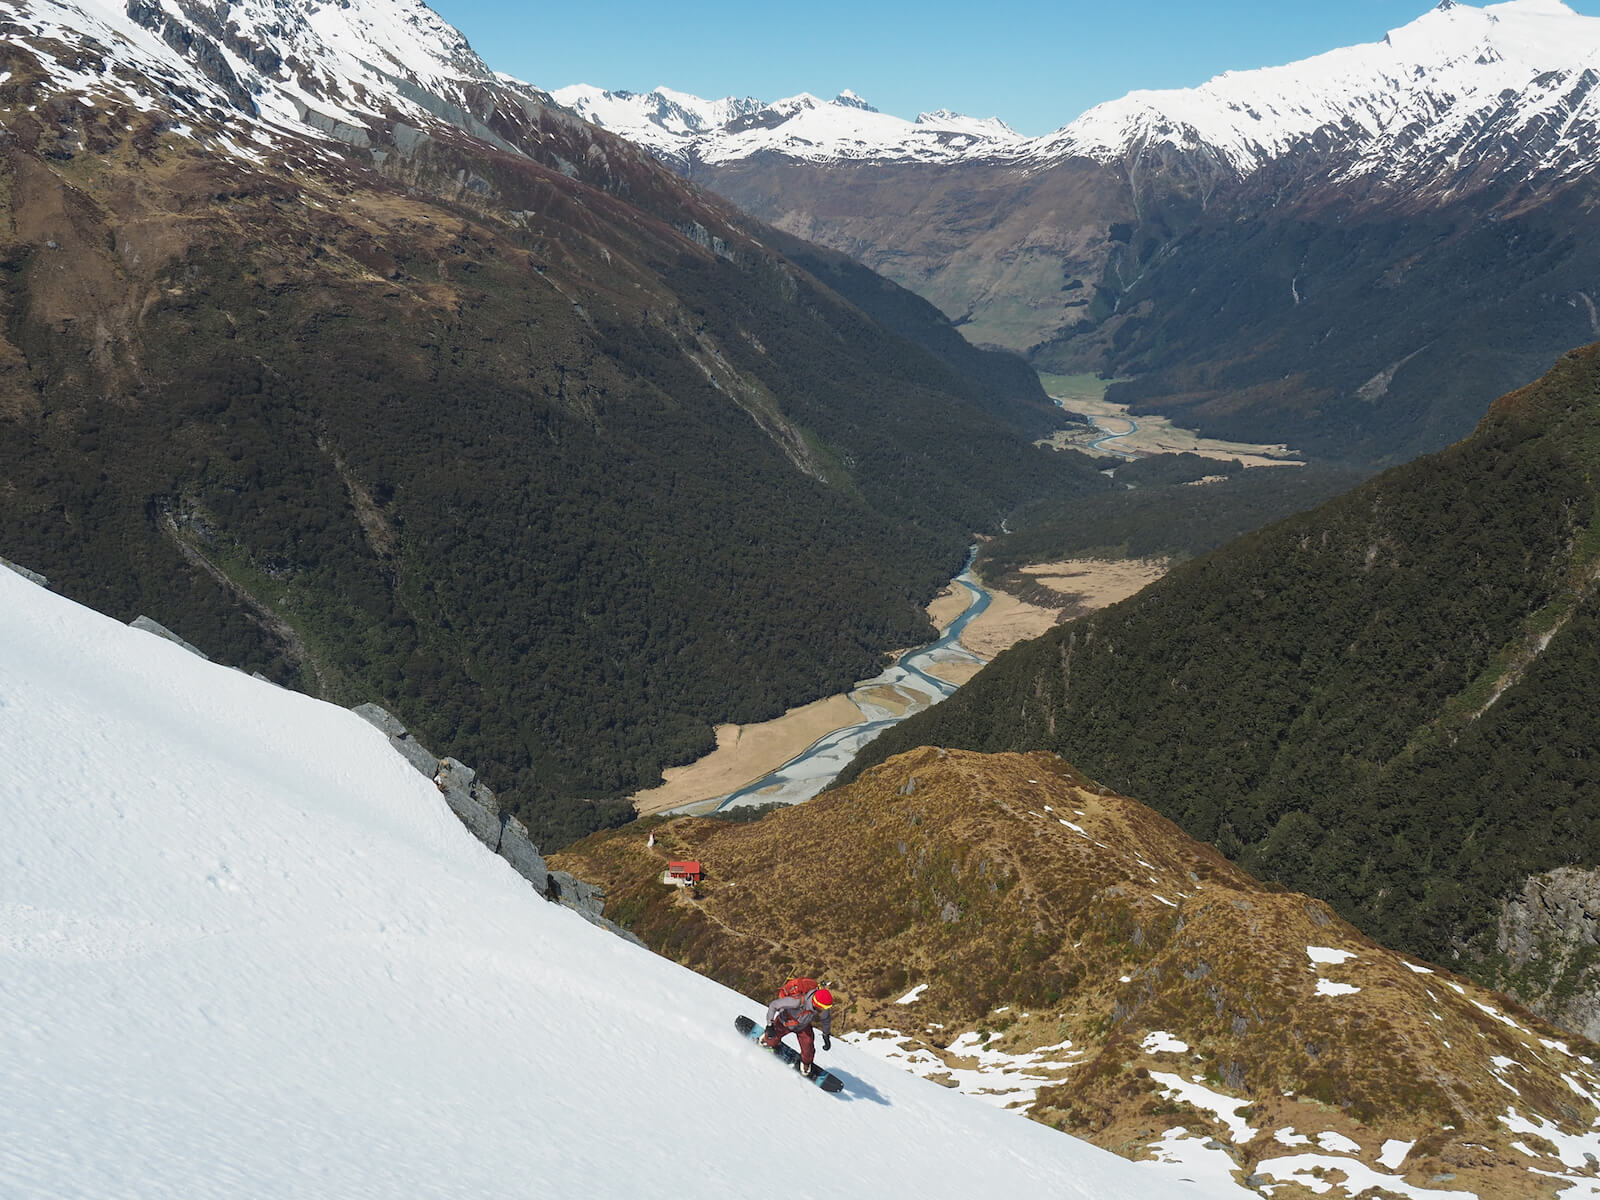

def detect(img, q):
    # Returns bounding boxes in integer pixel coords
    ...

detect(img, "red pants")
[763,1025,816,1065]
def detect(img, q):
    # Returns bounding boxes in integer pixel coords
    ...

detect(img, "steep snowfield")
[0,567,1225,1198]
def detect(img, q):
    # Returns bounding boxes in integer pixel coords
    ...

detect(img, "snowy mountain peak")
[917,109,1019,137]
[3,0,560,165]
[1025,0,1600,193]
[556,82,1027,167]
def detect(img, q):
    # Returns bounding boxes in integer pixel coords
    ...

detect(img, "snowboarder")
[760,979,835,1077]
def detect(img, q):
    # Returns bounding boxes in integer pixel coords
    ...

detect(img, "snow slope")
[0,566,1227,1198]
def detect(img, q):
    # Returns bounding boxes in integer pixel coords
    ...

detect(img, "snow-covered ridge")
[563,1,1600,192]
[0,0,554,160]
[1032,0,1600,183]
[0,564,1214,1197]
[553,83,1026,166]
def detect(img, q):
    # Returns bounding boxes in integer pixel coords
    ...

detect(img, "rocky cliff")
[1498,867,1600,1042]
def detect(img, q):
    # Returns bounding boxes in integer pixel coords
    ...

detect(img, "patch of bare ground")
[558,747,1600,1197]
[628,576,977,815]
[925,581,970,630]
[629,693,864,818]
[922,660,984,686]
[960,558,1168,658]
[1039,381,1304,468]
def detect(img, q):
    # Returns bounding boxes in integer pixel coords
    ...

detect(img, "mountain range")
[0,0,1100,845]
[567,0,1600,463]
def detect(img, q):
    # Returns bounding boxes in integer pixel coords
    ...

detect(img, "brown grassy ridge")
[552,746,1600,1196]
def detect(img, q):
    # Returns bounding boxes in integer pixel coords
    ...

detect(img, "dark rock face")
[129,616,210,661]
[352,703,439,780]
[1497,868,1600,1041]
[432,756,501,851]
[122,0,258,115]
[498,813,547,885]
[546,870,605,918]
[350,703,639,945]
[0,555,48,587]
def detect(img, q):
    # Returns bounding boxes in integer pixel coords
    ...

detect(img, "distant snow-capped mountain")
[552,84,1024,168]
[567,0,1600,196]
[1035,0,1600,193]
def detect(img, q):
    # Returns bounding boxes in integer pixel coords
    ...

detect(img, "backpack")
[778,976,819,1000]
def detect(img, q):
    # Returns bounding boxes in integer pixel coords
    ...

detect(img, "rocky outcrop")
[129,616,210,661]
[1497,867,1600,1041]
[431,755,501,851]
[351,703,640,947]
[1,555,48,587]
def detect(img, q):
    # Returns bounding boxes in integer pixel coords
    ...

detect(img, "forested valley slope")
[843,345,1600,1031]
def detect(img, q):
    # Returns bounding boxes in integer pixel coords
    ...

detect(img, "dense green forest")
[1062,198,1600,466]
[842,346,1600,981]
[0,105,1104,849]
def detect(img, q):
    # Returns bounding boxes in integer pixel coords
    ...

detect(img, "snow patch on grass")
[1378,1138,1414,1168]
[1143,1127,1253,1195]
[1471,999,1530,1034]
[842,1027,1085,1114]
[1306,946,1356,966]
[895,983,929,1004]
[1315,978,1360,997]
[1148,1072,1255,1143]
[1141,1031,1189,1054]
[1252,1152,1477,1198]
[1503,1106,1600,1171]
[1315,1130,1361,1154]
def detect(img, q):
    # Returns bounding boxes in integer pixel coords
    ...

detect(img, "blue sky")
[430,0,1600,136]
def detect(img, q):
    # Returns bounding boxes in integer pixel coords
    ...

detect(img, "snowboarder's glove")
[821,1033,831,1051]
[763,1025,778,1041]
[799,1060,815,1077]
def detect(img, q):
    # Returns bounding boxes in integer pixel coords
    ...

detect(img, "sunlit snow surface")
[0,568,1226,1198]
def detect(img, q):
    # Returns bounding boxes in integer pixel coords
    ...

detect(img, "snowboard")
[736,1015,844,1093]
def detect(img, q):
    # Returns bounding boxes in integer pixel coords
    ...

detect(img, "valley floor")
[629,556,1169,815]
[631,693,866,817]
[1037,374,1304,466]
[957,558,1170,660]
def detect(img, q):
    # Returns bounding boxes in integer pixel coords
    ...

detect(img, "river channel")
[668,557,992,815]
